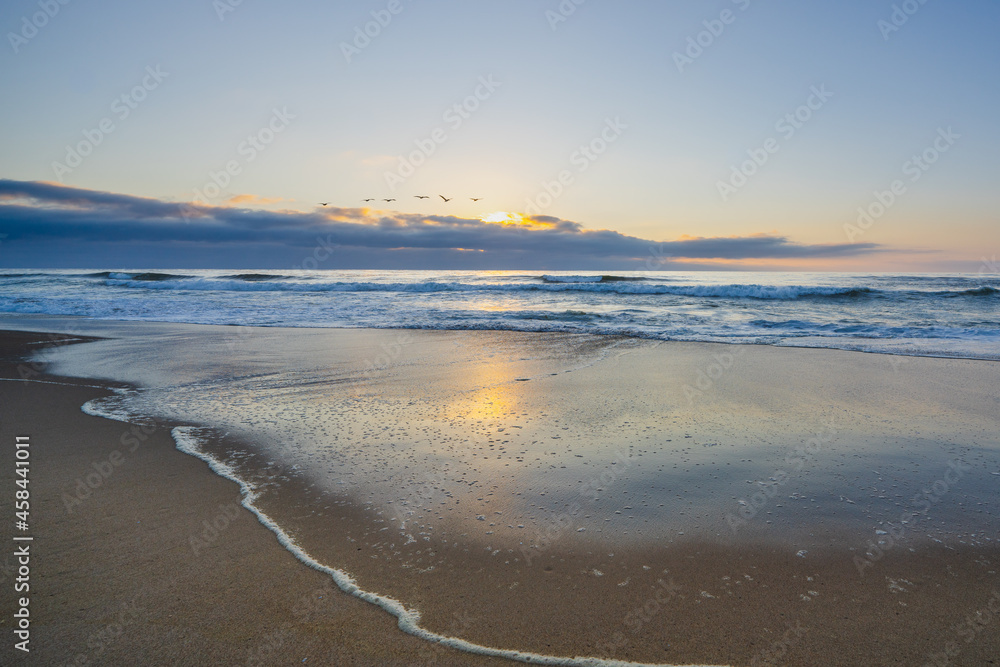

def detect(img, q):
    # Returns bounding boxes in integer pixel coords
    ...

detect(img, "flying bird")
[439,195,452,202]
[362,198,375,202]
[383,198,396,202]
[470,198,482,202]
[318,202,330,206]
[414,195,430,199]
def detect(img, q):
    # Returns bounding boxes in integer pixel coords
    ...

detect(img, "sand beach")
[1,322,998,666]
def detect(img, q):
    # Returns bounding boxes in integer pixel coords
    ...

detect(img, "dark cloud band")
[0,179,881,268]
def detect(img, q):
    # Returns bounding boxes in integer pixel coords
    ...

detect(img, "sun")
[479,211,558,230]
[479,211,528,225]
[478,211,559,230]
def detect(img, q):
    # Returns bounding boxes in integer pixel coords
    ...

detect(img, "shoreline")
[0,330,523,666]
[2,311,999,364]
[2,323,999,665]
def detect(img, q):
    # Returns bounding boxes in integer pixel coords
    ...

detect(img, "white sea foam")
[0,377,107,389]
[3,269,998,359]
[81,389,151,424]
[168,426,728,667]
[76,389,727,666]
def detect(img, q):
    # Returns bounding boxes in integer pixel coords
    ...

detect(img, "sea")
[1,269,998,359]
[2,269,999,666]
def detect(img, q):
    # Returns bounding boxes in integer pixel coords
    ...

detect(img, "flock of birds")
[318,196,482,206]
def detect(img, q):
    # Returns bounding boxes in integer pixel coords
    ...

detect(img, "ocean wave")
[219,273,294,281]
[946,286,999,297]
[99,276,880,299]
[540,275,648,283]
[90,271,193,281]
[652,285,875,299]
[14,271,990,302]
[511,309,606,322]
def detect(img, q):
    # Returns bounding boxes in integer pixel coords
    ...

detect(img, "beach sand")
[1,325,999,666]
[0,331,513,666]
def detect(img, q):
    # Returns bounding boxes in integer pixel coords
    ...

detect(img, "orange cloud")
[225,194,285,206]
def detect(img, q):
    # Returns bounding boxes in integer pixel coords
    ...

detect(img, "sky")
[1,0,998,270]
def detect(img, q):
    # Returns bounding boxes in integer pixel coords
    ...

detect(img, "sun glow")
[480,211,528,225]
[479,211,555,229]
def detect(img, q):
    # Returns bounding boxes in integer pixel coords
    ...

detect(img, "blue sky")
[1,0,998,270]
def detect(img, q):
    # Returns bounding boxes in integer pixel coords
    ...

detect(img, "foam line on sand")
[82,389,727,667]
[168,425,728,667]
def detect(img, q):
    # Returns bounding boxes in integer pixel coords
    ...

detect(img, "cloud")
[225,194,286,206]
[0,179,884,269]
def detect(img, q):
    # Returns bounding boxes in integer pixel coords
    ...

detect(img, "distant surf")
[1,269,998,359]
[540,274,648,283]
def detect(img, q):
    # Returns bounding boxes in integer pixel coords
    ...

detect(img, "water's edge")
[77,392,727,667]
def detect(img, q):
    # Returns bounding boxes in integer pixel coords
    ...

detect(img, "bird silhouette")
[362,198,375,202]
[414,195,430,199]
[318,202,330,206]
[470,198,482,202]
[383,198,396,202]
[439,195,452,202]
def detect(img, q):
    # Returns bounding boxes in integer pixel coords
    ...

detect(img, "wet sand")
[0,331,513,666]
[1,325,999,666]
